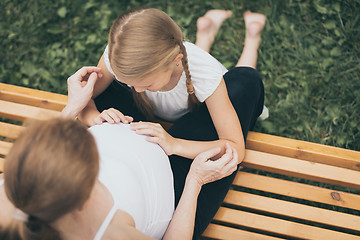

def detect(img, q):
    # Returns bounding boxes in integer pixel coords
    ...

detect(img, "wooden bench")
[1,82,360,239]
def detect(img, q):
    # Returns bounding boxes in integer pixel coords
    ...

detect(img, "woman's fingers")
[195,147,222,163]
[190,143,239,185]
[216,144,238,177]
[85,72,98,90]
[76,66,102,78]
[216,143,234,166]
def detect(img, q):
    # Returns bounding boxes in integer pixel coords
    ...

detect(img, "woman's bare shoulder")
[103,210,156,240]
[0,175,14,227]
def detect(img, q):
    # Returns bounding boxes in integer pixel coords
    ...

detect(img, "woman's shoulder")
[103,210,136,239]
[0,178,14,228]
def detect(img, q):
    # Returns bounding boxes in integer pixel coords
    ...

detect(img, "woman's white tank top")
[89,123,174,239]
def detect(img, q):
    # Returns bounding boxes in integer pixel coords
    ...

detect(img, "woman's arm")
[77,54,115,126]
[63,57,133,126]
[130,79,245,163]
[104,145,237,240]
[61,67,101,118]
[163,144,238,239]
[0,174,16,228]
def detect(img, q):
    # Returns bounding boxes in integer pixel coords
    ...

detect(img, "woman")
[0,67,238,240]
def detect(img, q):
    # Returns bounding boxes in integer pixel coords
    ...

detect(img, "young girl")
[78,7,266,238]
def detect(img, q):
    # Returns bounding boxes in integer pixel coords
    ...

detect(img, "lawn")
[1,0,359,150]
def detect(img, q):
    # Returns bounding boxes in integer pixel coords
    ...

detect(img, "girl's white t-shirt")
[103,41,228,121]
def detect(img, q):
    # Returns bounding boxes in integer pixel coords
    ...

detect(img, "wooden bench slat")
[0,83,67,111]
[234,172,360,211]
[0,100,60,122]
[202,223,282,240]
[243,150,360,190]
[2,83,360,239]
[224,190,360,231]
[0,157,4,172]
[0,141,12,156]
[0,122,24,139]
[214,207,360,240]
[247,132,360,171]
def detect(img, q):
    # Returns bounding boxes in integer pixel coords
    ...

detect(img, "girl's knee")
[223,67,263,100]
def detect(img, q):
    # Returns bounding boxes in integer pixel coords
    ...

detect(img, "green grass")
[1,0,359,150]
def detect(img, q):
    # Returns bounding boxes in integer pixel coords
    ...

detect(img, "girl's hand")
[187,143,238,186]
[62,66,102,118]
[94,108,133,125]
[130,122,177,155]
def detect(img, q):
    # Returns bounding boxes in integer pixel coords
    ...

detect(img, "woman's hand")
[130,122,177,155]
[61,66,102,118]
[93,108,133,125]
[187,143,238,186]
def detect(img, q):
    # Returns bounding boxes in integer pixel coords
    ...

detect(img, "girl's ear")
[174,53,183,65]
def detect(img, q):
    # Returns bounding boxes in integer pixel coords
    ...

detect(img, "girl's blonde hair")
[2,118,99,240]
[108,7,200,119]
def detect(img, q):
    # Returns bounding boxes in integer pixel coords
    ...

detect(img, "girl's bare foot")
[236,11,266,68]
[244,11,266,45]
[195,10,232,52]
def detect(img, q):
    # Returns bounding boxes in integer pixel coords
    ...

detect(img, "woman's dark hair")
[2,118,99,240]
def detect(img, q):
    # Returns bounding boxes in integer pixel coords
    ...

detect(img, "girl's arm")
[130,79,245,163]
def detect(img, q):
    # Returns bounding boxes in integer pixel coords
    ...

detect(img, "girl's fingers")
[125,116,134,123]
[130,121,162,129]
[146,136,160,143]
[95,109,133,125]
[103,108,133,124]
[135,128,161,137]
[106,110,121,123]
[99,112,116,124]
[94,116,104,125]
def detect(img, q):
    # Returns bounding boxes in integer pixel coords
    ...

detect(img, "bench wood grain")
[1,83,359,239]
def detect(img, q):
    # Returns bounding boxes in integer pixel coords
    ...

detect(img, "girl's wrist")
[169,137,180,155]
[171,137,183,156]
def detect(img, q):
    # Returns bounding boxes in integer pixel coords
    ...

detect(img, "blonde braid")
[179,41,201,110]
